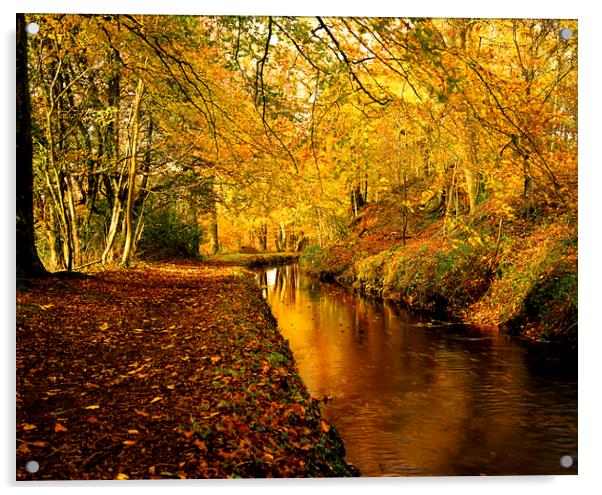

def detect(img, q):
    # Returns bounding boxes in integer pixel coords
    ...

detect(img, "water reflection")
[256,265,578,477]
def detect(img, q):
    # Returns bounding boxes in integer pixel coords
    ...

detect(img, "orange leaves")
[193,439,208,451]
[54,423,68,433]
[16,261,353,479]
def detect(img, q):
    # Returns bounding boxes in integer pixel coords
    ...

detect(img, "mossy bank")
[300,207,577,344]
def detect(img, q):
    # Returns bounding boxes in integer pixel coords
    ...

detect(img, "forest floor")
[16,260,357,480]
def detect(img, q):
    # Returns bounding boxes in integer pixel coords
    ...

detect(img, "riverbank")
[299,203,577,344]
[16,261,357,479]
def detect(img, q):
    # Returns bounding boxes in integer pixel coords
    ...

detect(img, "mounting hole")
[25,460,40,473]
[560,455,574,468]
[560,28,573,41]
[26,22,39,36]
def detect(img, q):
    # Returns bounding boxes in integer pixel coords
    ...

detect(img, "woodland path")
[16,261,354,480]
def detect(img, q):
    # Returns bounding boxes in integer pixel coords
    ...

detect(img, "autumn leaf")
[123,440,136,446]
[85,404,100,410]
[150,397,163,404]
[193,439,207,451]
[17,443,30,454]
[54,423,68,433]
[22,423,37,431]
[116,473,129,480]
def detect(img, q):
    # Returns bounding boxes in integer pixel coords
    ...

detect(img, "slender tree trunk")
[259,223,268,252]
[132,117,153,254]
[16,13,47,278]
[280,222,287,253]
[463,166,477,213]
[101,49,122,264]
[121,78,145,266]
[463,119,479,214]
[209,208,219,255]
[101,191,123,264]
[401,169,408,245]
[65,180,82,267]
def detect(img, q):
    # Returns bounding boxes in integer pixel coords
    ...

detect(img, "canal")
[255,264,578,476]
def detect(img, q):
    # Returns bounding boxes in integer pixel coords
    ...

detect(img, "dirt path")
[16,261,356,479]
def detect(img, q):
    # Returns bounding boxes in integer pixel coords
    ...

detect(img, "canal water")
[255,264,577,477]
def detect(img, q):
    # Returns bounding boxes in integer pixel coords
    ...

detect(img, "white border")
[3,1,600,495]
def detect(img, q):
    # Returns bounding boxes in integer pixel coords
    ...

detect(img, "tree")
[16,13,47,278]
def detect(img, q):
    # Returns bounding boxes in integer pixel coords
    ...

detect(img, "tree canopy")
[20,14,577,271]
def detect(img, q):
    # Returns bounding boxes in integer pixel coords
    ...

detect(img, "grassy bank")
[16,261,357,479]
[300,208,577,343]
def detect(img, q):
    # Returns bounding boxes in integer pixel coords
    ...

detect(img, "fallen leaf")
[22,423,37,431]
[123,440,136,446]
[99,322,110,331]
[320,420,331,433]
[127,429,139,434]
[17,442,30,454]
[54,423,68,433]
[150,397,163,404]
[85,405,100,410]
[193,439,207,451]
[116,473,129,480]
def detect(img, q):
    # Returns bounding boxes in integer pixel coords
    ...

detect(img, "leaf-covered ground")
[16,261,357,480]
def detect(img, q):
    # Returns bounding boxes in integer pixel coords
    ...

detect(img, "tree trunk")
[16,14,47,278]
[209,208,219,255]
[121,78,145,266]
[65,180,82,267]
[463,166,477,214]
[258,223,268,252]
[101,191,123,264]
[280,222,287,252]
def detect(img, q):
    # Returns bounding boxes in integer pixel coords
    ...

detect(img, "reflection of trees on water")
[256,263,577,475]
[273,264,299,304]
[256,271,268,298]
